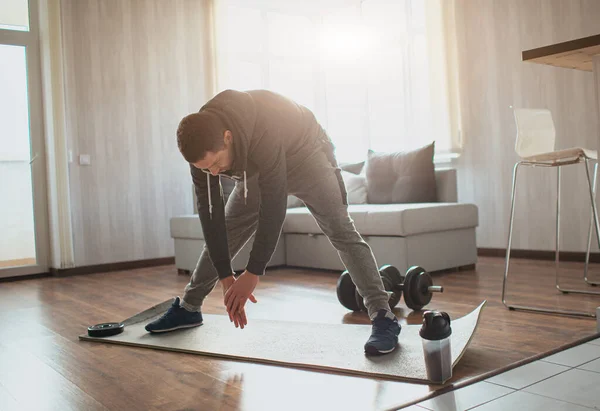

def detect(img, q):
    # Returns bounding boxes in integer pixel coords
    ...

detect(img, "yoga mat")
[79,300,486,384]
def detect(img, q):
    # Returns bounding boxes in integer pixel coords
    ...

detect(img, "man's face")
[192,130,233,176]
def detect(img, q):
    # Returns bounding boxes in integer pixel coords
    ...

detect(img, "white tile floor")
[406,338,600,410]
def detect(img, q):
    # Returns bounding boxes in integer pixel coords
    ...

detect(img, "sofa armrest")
[435,168,458,203]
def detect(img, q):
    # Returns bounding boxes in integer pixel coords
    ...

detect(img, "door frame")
[0,0,50,278]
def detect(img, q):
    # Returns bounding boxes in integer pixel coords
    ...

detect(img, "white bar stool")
[502,107,600,318]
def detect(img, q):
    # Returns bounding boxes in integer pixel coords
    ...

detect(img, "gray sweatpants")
[181,149,391,319]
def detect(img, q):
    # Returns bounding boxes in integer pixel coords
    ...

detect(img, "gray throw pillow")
[365,142,437,204]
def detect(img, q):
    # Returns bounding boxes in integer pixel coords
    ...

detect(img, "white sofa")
[170,168,479,276]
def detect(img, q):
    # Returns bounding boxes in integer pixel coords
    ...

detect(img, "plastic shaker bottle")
[419,310,452,383]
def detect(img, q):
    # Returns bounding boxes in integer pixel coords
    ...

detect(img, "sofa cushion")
[340,160,365,175]
[365,142,437,204]
[173,202,478,239]
[171,214,204,239]
[341,171,368,204]
[282,203,478,236]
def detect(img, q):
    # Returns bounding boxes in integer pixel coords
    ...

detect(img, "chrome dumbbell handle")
[393,284,443,293]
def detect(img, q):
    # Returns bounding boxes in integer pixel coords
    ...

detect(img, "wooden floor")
[1,256,599,411]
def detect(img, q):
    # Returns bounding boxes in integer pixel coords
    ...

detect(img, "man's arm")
[190,165,233,279]
[245,141,288,276]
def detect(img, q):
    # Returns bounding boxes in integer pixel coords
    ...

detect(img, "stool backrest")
[513,108,556,158]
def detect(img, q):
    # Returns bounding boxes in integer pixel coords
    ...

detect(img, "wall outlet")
[79,154,91,165]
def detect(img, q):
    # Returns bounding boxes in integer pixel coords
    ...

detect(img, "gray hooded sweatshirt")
[189,89,337,279]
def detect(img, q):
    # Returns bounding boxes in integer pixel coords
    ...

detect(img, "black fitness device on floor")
[337,265,444,312]
[87,322,125,337]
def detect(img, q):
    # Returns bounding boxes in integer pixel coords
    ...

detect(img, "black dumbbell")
[337,265,443,312]
[399,266,444,311]
[337,267,399,312]
[336,270,362,311]
[353,265,404,312]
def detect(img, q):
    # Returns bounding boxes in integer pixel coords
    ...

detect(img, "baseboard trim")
[50,257,175,277]
[0,272,52,283]
[14,249,598,280]
[478,248,600,263]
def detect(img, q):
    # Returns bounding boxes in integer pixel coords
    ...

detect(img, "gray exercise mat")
[79,300,486,384]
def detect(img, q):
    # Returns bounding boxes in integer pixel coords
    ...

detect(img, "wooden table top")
[522,34,600,71]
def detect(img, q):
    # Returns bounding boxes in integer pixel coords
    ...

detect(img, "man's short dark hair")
[177,111,226,163]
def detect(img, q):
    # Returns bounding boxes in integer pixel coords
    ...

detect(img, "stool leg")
[557,159,600,296]
[506,162,597,317]
[585,159,600,249]
[554,166,562,290]
[502,162,521,309]
[585,161,600,285]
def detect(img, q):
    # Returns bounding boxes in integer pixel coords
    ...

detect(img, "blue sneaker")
[145,297,203,333]
[364,309,401,355]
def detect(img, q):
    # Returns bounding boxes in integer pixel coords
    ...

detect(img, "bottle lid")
[419,310,452,340]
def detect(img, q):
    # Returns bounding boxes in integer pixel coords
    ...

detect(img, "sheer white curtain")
[211,0,460,163]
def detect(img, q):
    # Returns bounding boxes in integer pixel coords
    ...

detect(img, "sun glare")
[318,22,374,63]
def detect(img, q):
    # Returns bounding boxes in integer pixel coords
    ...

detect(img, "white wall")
[60,0,212,266]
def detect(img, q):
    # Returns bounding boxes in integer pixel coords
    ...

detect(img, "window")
[0,0,50,276]
[212,0,459,163]
[0,0,30,31]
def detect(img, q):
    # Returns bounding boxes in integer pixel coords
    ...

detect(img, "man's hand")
[220,276,245,327]
[220,271,259,328]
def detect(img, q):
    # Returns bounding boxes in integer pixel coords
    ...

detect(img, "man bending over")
[145,89,401,355]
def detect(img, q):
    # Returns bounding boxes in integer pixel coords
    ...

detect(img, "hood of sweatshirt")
[200,89,257,180]
[198,89,257,216]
